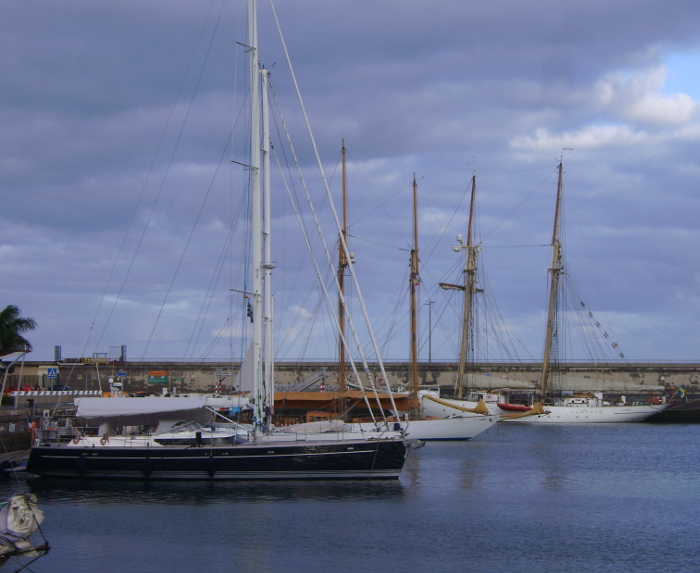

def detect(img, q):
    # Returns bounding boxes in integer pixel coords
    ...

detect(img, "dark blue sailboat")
[26,0,409,481]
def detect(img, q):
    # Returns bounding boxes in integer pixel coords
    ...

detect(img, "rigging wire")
[347,233,410,253]
[270,144,382,422]
[184,174,247,362]
[266,90,327,360]
[51,0,225,385]
[94,0,227,358]
[345,163,413,249]
[269,0,401,419]
[374,265,411,359]
[140,129,234,358]
[267,77,389,424]
[481,167,558,244]
[185,78,249,362]
[419,182,471,265]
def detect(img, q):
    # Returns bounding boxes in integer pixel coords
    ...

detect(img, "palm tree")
[0,305,37,356]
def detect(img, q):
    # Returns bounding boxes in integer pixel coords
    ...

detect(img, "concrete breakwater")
[3,360,698,400]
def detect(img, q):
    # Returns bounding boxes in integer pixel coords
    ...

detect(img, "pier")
[3,360,698,400]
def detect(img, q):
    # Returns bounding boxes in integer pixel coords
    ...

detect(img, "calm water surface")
[3,423,698,573]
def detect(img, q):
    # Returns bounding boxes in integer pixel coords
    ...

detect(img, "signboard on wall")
[148,371,168,384]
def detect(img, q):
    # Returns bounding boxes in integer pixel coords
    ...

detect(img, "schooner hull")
[26,439,408,480]
[500,404,665,423]
[421,397,665,423]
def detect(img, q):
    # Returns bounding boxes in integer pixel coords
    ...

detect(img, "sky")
[2,0,700,364]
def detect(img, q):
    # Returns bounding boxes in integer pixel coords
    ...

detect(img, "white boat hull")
[353,415,499,440]
[500,404,665,423]
[422,396,665,423]
[400,415,499,440]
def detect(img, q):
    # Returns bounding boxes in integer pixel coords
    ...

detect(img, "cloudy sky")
[3,0,700,364]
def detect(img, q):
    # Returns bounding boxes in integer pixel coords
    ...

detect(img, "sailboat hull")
[355,416,498,441]
[501,404,665,423]
[26,439,408,480]
[422,397,665,423]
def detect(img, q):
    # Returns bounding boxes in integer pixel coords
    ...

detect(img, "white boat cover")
[0,494,44,556]
[75,396,217,425]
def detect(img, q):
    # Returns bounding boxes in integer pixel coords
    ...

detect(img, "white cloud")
[509,124,649,152]
[511,66,700,154]
[595,66,699,125]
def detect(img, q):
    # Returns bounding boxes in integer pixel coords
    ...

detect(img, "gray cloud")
[3,0,700,362]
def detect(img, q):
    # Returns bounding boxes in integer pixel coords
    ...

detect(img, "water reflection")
[27,477,406,505]
[404,426,586,494]
[5,425,700,573]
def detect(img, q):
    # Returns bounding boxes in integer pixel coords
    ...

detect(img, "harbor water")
[4,423,699,572]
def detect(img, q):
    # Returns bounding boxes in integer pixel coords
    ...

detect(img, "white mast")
[248,0,264,431]
[262,68,274,429]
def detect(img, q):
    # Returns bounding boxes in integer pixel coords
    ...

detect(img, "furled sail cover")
[74,396,215,426]
[499,402,550,420]
[0,494,44,556]
[422,395,491,415]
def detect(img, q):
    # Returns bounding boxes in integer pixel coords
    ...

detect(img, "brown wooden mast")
[410,174,420,399]
[439,173,480,398]
[539,160,564,396]
[456,173,479,397]
[338,140,348,392]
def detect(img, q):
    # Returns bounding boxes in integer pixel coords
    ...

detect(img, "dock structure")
[3,360,699,399]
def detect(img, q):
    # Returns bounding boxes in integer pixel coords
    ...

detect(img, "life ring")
[72,436,81,445]
[100,435,109,445]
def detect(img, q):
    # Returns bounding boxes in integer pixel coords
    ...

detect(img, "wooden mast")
[338,140,348,392]
[539,160,564,396]
[455,173,478,397]
[410,175,420,399]
[439,173,480,398]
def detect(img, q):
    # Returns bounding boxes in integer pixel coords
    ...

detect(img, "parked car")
[4,384,33,395]
[48,385,73,392]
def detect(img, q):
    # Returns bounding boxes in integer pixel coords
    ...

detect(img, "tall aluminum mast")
[247,0,264,430]
[261,68,274,429]
[338,140,348,392]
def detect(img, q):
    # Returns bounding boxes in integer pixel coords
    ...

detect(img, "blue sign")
[47,368,58,378]
[116,371,127,377]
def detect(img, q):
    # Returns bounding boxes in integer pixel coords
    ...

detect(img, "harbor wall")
[4,360,698,399]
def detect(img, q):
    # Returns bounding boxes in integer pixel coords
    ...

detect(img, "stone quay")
[3,360,698,404]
